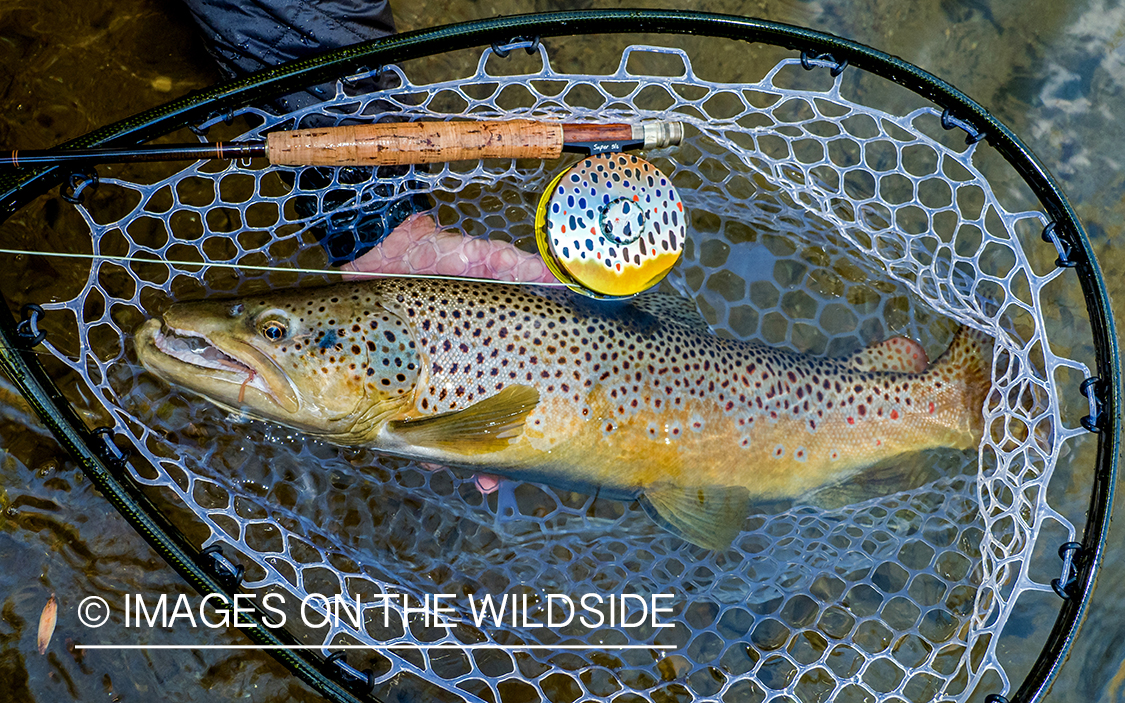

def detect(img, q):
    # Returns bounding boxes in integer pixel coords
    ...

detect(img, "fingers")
[418,462,503,495]
[474,473,501,494]
[341,213,555,283]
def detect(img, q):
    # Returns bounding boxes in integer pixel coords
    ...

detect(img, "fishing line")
[0,247,571,287]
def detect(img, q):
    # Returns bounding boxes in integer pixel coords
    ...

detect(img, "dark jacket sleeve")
[182,0,396,111]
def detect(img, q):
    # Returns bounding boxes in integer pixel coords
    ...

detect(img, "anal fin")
[842,336,929,373]
[640,483,750,551]
[389,385,539,454]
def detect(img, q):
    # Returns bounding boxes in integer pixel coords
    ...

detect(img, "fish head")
[134,283,419,442]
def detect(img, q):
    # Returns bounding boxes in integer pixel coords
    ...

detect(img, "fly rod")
[3,119,683,169]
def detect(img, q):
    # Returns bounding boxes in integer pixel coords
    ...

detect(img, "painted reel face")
[535,153,685,298]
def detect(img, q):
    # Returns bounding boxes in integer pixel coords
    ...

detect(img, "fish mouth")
[136,318,299,414]
[151,325,251,374]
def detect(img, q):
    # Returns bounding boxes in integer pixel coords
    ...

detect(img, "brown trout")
[134,278,991,549]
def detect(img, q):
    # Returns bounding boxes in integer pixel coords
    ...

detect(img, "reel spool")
[535,152,685,298]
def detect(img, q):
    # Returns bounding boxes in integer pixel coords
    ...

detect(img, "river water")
[0,0,1121,701]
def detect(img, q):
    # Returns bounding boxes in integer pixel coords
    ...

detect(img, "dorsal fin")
[631,292,712,331]
[841,336,929,373]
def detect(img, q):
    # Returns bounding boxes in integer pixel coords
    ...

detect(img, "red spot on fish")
[890,409,899,420]
[561,225,566,233]
[677,202,683,211]
[928,402,936,414]
[847,417,855,425]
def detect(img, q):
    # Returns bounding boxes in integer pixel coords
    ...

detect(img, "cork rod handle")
[267,119,566,166]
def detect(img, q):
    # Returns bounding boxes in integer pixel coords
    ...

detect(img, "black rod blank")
[5,141,267,169]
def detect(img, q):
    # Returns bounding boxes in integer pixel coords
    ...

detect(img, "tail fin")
[928,326,993,447]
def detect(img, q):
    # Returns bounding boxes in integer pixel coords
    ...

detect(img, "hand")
[340,212,554,283]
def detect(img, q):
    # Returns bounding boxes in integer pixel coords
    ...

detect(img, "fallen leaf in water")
[38,594,57,655]
[183,422,210,440]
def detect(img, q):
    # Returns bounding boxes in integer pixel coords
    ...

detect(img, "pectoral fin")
[640,483,750,551]
[388,385,539,454]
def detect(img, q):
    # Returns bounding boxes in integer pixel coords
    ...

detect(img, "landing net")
[37,40,1094,702]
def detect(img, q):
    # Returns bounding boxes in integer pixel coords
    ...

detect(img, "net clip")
[800,51,848,76]
[61,169,98,205]
[342,66,384,88]
[1040,221,1078,268]
[940,108,987,145]
[196,110,235,133]
[491,36,540,58]
[1051,541,1084,599]
[15,304,46,347]
[324,651,375,694]
[92,427,130,467]
[201,545,246,590]
[1080,377,1104,432]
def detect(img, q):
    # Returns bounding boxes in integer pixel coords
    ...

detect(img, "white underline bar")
[76,643,676,651]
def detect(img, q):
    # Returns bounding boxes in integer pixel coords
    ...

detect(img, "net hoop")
[0,11,1117,703]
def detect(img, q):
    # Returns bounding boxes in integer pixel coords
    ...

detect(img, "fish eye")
[259,319,288,342]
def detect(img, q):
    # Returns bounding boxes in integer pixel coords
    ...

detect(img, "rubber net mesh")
[41,43,1091,702]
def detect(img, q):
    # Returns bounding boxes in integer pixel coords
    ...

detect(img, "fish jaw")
[134,282,425,444]
[135,317,300,416]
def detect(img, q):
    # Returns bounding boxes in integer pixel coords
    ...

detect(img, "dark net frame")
[0,11,1117,703]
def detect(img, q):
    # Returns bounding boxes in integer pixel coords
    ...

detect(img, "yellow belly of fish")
[462,389,962,500]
